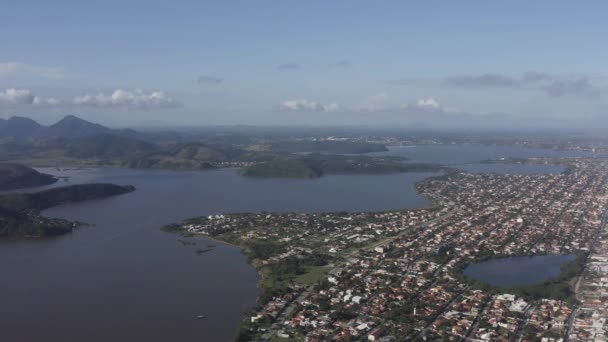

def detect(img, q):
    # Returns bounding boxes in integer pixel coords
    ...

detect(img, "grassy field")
[295,265,330,285]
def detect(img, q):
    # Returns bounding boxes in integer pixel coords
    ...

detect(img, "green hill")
[0,183,136,238]
[0,163,57,190]
[241,154,444,178]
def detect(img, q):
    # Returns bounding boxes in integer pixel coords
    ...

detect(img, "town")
[167,158,608,341]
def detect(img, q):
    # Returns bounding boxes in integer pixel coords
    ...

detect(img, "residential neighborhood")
[170,158,608,341]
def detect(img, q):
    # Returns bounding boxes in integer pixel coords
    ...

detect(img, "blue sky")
[1,1,607,129]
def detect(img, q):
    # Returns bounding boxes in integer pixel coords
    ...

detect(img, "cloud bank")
[443,72,602,98]
[73,89,179,108]
[0,88,180,109]
[278,96,451,115]
[278,99,341,112]
[0,88,37,105]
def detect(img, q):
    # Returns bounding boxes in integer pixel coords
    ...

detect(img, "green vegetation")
[458,251,588,303]
[0,163,57,190]
[0,183,135,238]
[125,143,230,170]
[255,253,331,304]
[242,159,319,178]
[162,219,336,308]
[241,153,444,178]
[243,240,287,261]
[0,183,136,212]
[0,206,74,237]
[510,251,587,303]
[65,134,157,159]
[295,265,330,285]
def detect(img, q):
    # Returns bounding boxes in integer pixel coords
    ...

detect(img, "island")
[240,154,447,178]
[0,183,135,238]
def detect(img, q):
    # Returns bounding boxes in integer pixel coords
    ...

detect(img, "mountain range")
[0,115,393,173]
[0,115,239,169]
[0,115,134,143]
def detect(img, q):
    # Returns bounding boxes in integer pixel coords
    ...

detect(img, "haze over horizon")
[1,1,607,130]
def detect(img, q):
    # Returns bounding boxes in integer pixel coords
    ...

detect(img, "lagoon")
[0,168,436,342]
[463,254,576,288]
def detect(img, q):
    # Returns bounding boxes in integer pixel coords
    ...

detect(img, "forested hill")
[0,163,57,190]
[0,183,135,238]
[241,154,445,179]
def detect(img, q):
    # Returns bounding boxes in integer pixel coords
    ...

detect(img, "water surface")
[0,168,435,342]
[464,254,576,288]
[371,144,598,165]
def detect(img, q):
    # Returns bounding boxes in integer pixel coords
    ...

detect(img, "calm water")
[371,144,598,164]
[464,254,576,288]
[0,168,436,342]
[371,144,601,174]
[0,144,592,341]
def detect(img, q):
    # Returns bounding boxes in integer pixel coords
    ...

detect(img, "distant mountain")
[0,115,133,142]
[0,117,44,142]
[125,143,228,170]
[45,115,111,139]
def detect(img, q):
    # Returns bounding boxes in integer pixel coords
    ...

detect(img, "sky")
[1,1,607,130]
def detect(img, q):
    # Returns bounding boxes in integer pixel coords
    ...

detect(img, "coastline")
[159,158,582,340]
[160,173,448,338]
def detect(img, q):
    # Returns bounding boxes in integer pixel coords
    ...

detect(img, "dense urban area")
[168,157,608,342]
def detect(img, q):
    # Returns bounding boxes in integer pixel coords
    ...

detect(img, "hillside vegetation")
[0,163,57,190]
[0,183,135,238]
[241,154,444,178]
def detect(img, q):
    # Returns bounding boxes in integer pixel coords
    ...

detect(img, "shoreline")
[160,159,582,341]
[160,172,457,338]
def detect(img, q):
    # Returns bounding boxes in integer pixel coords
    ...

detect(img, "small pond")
[463,254,576,288]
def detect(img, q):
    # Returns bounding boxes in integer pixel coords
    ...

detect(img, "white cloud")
[0,88,179,109]
[323,102,342,112]
[72,89,179,108]
[416,98,441,111]
[0,88,37,105]
[278,99,337,112]
[0,62,64,79]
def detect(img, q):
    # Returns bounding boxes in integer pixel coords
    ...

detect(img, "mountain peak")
[0,116,43,139]
[48,115,111,138]
[55,115,91,125]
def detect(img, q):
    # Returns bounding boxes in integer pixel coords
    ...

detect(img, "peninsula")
[0,183,136,238]
[0,163,57,190]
